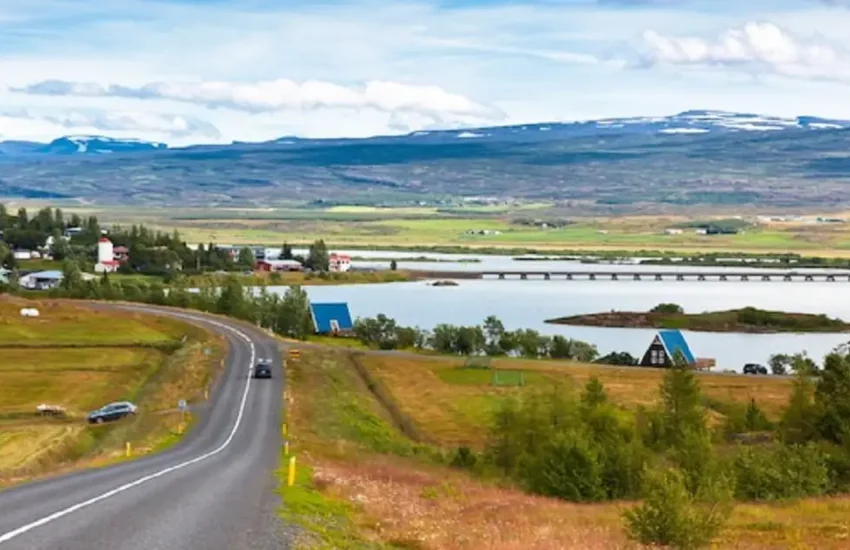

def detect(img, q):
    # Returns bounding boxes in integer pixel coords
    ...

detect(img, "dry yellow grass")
[313,456,639,550]
[0,348,167,416]
[357,353,793,447]
[0,299,227,485]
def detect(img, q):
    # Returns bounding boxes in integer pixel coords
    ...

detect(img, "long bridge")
[475,270,850,282]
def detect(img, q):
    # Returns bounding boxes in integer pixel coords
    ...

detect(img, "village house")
[639,329,715,370]
[254,259,303,273]
[19,270,95,290]
[329,253,351,273]
[309,302,354,335]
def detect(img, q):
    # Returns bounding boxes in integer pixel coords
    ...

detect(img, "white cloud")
[640,21,850,82]
[2,1,850,144]
[11,78,504,125]
[0,109,220,144]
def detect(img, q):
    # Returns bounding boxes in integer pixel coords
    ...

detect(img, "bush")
[623,467,733,550]
[449,446,477,469]
[732,443,829,501]
[651,303,684,315]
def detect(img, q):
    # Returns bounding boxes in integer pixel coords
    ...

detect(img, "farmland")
[0,297,225,484]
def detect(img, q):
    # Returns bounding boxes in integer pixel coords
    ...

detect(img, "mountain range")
[1,110,849,209]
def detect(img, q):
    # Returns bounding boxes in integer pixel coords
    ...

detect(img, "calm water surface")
[269,279,850,371]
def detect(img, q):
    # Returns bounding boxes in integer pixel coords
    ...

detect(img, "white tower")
[98,238,114,264]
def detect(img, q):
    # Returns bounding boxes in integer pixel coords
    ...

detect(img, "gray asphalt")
[0,306,290,550]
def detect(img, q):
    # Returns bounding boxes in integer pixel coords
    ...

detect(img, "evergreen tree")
[281,242,293,260]
[275,285,314,339]
[306,239,329,271]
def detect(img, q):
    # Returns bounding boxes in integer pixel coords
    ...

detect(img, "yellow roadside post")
[125,442,132,457]
[287,456,296,487]
[284,441,290,455]
[282,423,288,437]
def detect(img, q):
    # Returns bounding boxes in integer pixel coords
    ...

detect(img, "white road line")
[0,313,257,545]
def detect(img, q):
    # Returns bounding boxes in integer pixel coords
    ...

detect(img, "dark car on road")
[87,401,137,424]
[253,359,272,379]
[743,363,769,375]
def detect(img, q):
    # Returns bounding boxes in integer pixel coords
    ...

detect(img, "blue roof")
[658,330,695,364]
[309,302,353,333]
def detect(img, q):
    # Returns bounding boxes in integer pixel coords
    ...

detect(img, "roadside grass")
[279,346,640,549]
[0,299,226,485]
[0,298,191,346]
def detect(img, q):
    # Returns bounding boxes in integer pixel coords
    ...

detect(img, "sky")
[1,0,850,145]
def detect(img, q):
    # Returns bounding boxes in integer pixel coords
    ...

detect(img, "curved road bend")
[0,305,290,550]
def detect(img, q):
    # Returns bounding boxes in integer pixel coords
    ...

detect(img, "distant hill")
[1,111,849,208]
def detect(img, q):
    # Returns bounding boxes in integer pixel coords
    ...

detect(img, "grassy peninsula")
[546,306,850,333]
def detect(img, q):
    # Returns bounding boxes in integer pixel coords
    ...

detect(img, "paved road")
[0,306,289,550]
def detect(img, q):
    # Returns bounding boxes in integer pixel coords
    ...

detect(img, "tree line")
[0,203,333,277]
[451,346,850,548]
[353,314,600,361]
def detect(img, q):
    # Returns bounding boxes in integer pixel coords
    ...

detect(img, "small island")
[545,303,850,333]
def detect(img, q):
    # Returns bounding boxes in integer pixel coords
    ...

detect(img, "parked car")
[87,401,137,424]
[253,359,272,379]
[743,363,769,375]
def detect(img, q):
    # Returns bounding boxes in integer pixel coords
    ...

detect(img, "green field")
[39,203,850,257]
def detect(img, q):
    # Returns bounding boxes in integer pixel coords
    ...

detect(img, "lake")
[268,278,850,371]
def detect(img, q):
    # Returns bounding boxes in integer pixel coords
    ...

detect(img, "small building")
[19,270,64,290]
[12,250,37,260]
[0,267,10,284]
[113,246,130,262]
[19,270,95,290]
[309,302,354,335]
[329,253,351,273]
[255,259,303,273]
[94,237,122,273]
[640,330,696,368]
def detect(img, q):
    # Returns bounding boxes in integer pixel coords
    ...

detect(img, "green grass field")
[129,211,850,256]
[0,300,192,346]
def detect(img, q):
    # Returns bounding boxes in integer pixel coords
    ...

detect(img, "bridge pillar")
[655,274,663,281]
[827,275,836,282]
[741,275,749,281]
[805,275,814,282]
[566,273,573,280]
[676,274,685,281]
[520,273,528,280]
[589,274,596,280]
[720,275,728,281]
[784,275,792,281]
[697,275,706,281]
[543,273,551,280]
[633,274,641,281]
[498,273,505,280]
[762,275,771,281]
[611,274,618,281]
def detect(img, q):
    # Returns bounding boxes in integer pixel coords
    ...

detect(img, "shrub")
[732,443,829,501]
[449,446,477,469]
[651,303,684,315]
[623,467,733,550]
